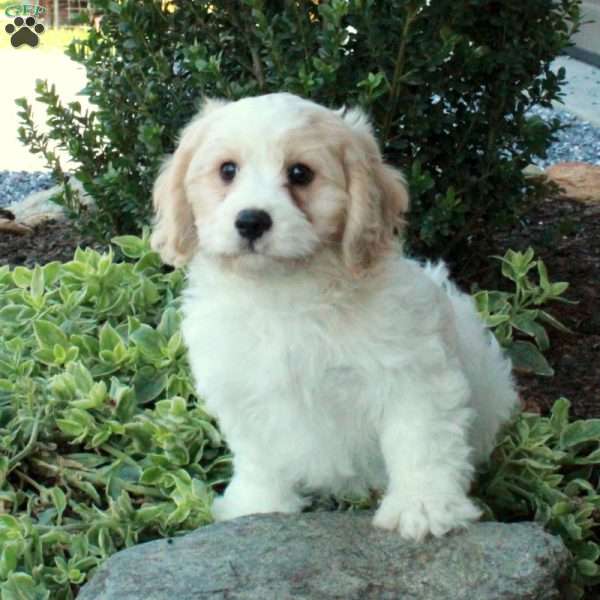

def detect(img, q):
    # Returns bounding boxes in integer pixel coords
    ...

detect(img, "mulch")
[0,219,106,268]
[490,197,600,419]
[1,196,598,418]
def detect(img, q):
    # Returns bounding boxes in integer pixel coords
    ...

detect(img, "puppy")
[151,93,519,540]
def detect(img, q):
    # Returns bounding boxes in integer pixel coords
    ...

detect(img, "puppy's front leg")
[212,457,304,522]
[373,370,481,541]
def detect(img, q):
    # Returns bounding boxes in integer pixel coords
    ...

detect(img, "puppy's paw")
[373,492,481,541]
[211,495,241,522]
[211,487,305,522]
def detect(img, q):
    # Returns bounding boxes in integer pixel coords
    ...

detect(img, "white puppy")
[151,93,519,541]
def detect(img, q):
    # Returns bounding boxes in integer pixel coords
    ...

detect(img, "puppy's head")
[151,93,408,274]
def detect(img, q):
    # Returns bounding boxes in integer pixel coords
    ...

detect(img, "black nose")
[235,209,273,241]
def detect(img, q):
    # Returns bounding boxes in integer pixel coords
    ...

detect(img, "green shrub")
[17,0,580,262]
[0,237,598,599]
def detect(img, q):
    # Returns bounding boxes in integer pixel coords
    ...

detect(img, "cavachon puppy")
[151,93,519,540]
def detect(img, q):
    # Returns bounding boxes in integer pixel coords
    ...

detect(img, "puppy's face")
[151,93,408,274]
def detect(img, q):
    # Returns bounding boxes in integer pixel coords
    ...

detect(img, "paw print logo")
[5,16,45,48]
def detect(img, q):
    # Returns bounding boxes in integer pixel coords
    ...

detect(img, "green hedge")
[0,237,599,599]
[18,0,580,263]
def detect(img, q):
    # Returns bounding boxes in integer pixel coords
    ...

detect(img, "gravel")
[528,105,600,168]
[0,107,598,210]
[0,170,56,209]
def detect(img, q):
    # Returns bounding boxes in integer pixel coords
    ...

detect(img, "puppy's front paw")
[211,483,305,522]
[373,492,481,541]
[211,495,242,522]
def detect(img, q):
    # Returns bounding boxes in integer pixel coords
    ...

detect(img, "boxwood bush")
[0,237,599,599]
[17,0,580,263]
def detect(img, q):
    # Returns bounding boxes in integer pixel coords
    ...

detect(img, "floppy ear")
[341,108,409,274]
[151,98,228,267]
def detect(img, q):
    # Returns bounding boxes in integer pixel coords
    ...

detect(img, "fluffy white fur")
[151,93,519,541]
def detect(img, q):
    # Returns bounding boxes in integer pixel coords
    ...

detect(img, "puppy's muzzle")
[235,209,273,242]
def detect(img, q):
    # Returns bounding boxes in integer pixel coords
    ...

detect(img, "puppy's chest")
[184,296,373,408]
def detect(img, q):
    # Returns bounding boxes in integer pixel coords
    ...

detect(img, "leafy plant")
[16,0,581,263]
[474,247,571,376]
[0,234,230,600]
[477,398,600,599]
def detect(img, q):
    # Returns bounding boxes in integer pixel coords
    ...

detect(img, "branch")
[381,6,419,145]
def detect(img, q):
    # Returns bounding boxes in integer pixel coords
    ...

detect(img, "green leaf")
[550,398,570,436]
[573,448,600,465]
[538,311,572,334]
[130,324,166,362]
[0,540,22,579]
[133,367,167,404]
[140,466,165,485]
[550,282,569,297]
[0,573,50,600]
[11,267,32,289]
[56,419,84,438]
[573,542,600,563]
[67,362,94,393]
[49,487,67,522]
[157,307,181,339]
[140,278,160,305]
[136,504,168,524]
[72,480,101,504]
[201,421,222,447]
[91,428,112,447]
[537,259,550,290]
[473,290,489,313]
[551,501,572,516]
[511,312,549,350]
[166,503,191,525]
[53,343,67,364]
[561,420,600,448]
[167,332,183,357]
[506,341,554,376]
[0,305,25,323]
[30,265,45,299]
[0,515,21,533]
[33,320,68,350]
[577,559,598,577]
[562,514,584,540]
[43,261,62,286]
[99,322,123,353]
[486,314,511,328]
[112,235,147,258]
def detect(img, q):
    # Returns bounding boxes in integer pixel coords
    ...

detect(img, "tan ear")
[341,109,409,274]
[150,98,228,267]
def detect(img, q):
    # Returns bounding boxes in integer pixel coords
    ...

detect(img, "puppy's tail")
[422,261,451,288]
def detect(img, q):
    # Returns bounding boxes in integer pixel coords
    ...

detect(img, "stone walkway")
[553,55,600,126]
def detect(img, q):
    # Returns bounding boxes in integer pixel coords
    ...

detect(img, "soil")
[489,197,600,419]
[0,219,106,268]
[1,198,598,418]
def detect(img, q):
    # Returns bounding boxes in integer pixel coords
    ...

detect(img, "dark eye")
[220,161,238,183]
[287,163,314,186]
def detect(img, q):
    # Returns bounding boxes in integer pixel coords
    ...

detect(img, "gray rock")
[78,512,569,600]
